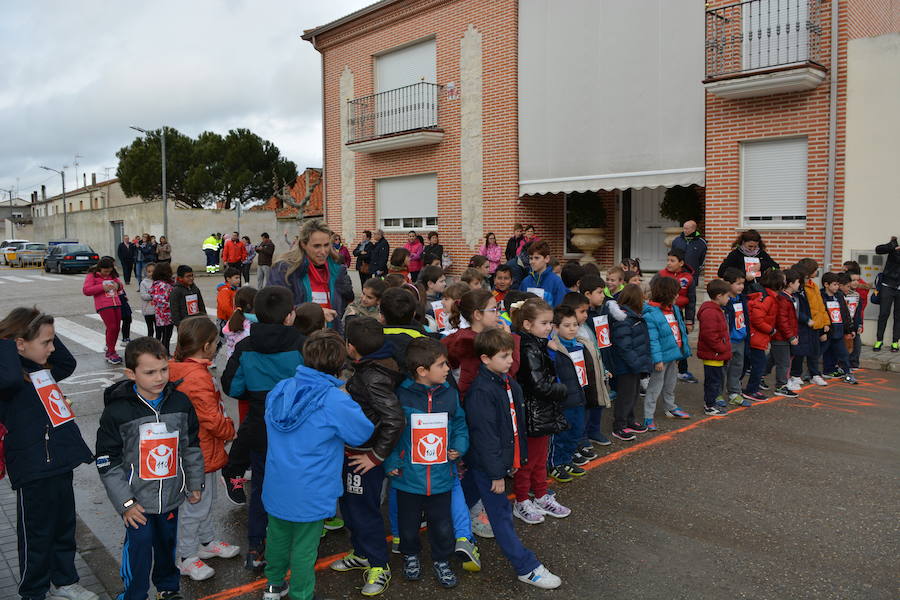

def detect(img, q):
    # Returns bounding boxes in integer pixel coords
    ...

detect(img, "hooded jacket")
[656,266,696,322]
[792,290,818,357]
[345,349,405,465]
[464,365,528,480]
[216,283,237,321]
[773,291,799,342]
[263,365,373,523]
[384,378,468,496]
[747,288,778,350]
[95,380,204,515]
[821,289,855,338]
[0,338,92,489]
[548,334,587,409]
[268,255,354,334]
[82,272,123,312]
[671,231,708,277]
[516,331,568,437]
[724,294,748,341]
[697,301,733,361]
[221,322,305,453]
[643,302,692,364]
[383,321,438,375]
[170,280,206,326]
[805,279,830,330]
[608,304,652,376]
[443,327,521,398]
[168,358,235,473]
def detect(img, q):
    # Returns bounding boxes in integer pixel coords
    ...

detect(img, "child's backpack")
[871,273,883,305]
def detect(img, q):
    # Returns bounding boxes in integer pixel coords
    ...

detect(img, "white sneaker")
[518,564,562,589]
[533,494,572,518]
[787,377,803,391]
[179,556,215,581]
[512,500,545,525]
[811,375,828,386]
[198,540,241,559]
[49,583,99,600]
[471,508,495,538]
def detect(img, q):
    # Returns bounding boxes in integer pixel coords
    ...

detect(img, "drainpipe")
[823,0,839,271]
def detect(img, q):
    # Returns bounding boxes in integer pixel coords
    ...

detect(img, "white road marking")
[87,313,150,338]
[0,275,32,282]
[53,317,107,353]
[26,274,63,281]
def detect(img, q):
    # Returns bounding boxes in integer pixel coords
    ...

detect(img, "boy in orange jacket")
[216,267,242,326]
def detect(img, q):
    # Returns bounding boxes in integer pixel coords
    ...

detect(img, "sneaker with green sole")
[361,566,391,596]
[324,517,344,531]
[455,537,481,572]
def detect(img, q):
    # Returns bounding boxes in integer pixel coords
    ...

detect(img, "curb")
[859,357,900,372]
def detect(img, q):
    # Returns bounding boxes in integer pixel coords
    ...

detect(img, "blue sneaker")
[714,395,727,408]
[664,408,691,419]
[402,555,421,581]
[643,418,658,431]
[432,561,458,588]
[677,372,699,383]
[588,433,612,446]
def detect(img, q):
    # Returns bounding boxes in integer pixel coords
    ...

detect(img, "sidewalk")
[0,478,112,600]
[858,344,900,372]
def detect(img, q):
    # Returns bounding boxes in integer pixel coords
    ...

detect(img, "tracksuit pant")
[177,471,217,560]
[583,406,604,445]
[703,364,724,408]
[849,334,862,368]
[465,469,541,577]
[339,459,389,568]
[612,372,640,430]
[16,472,80,600]
[248,451,268,551]
[118,511,180,600]
[791,335,822,378]
[876,285,900,343]
[395,490,453,562]
[513,436,549,503]
[99,307,121,357]
[645,360,678,417]
[770,340,792,388]
[724,339,746,396]
[389,475,471,543]
[264,517,322,600]
[822,335,851,374]
[744,347,768,395]
[550,405,584,467]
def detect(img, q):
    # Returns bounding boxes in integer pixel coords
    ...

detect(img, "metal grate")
[347,82,441,144]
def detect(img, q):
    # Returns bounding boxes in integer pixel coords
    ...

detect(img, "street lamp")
[130,125,168,237]
[39,166,68,238]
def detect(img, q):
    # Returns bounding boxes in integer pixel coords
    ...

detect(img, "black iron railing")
[347,82,441,144]
[705,0,824,80]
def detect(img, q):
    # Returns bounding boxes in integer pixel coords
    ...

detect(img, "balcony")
[704,0,827,99]
[346,82,444,153]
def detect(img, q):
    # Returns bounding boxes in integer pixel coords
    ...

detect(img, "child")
[604,266,626,298]
[621,258,642,277]
[548,304,589,481]
[721,268,751,406]
[0,309,97,600]
[169,317,239,581]
[294,302,327,335]
[789,264,827,388]
[461,267,488,291]
[463,328,562,590]
[415,265,447,304]
[344,278,388,326]
[139,262,157,339]
[82,256,125,365]
[437,282,470,335]
[643,276,692,427]
[468,255,491,280]
[262,330,374,600]
[329,318,405,595]
[510,298,571,524]
[656,249,698,383]
[518,241,567,306]
[216,267,242,328]
[150,262,175,352]
[384,338,468,588]
[844,270,866,368]
[696,280,732,416]
[625,271,642,286]
[380,287,435,372]
[223,286,258,359]
[608,284,653,441]
[492,264,514,306]
[220,287,306,570]
[743,269,780,401]
[170,265,207,328]
[561,261,585,292]
[96,337,204,600]
[563,292,612,449]
[821,272,857,384]
[388,248,411,283]
[772,269,801,397]
[795,258,830,380]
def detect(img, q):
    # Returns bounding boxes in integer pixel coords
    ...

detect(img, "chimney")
[83,173,87,188]
[31,191,37,203]
[91,172,97,185]
[41,185,46,201]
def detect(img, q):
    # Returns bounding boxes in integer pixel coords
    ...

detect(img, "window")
[741,137,807,228]
[375,38,436,93]
[742,0,810,70]
[79,200,84,211]
[376,173,438,231]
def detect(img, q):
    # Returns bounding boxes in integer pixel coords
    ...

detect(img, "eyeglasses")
[480,308,499,313]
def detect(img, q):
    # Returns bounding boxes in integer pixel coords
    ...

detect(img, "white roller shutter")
[376,173,438,221]
[375,39,436,93]
[741,137,807,224]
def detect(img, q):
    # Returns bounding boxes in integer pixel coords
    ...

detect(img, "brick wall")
[846,0,900,40]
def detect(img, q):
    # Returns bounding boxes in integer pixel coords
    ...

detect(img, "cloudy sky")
[0,0,372,199]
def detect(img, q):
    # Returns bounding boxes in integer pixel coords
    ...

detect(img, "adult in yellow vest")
[202,234,219,273]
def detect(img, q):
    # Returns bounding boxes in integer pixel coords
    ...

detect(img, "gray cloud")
[0,0,368,197]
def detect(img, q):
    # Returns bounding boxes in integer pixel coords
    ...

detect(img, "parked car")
[0,239,29,265]
[9,243,48,267]
[43,244,99,274]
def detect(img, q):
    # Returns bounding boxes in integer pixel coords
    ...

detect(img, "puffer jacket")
[96,380,204,515]
[0,338,93,489]
[697,301,733,361]
[345,348,406,465]
[773,291,799,342]
[549,334,587,409]
[139,277,155,316]
[516,331,568,437]
[384,379,468,497]
[574,325,612,409]
[608,304,653,376]
[656,266,696,322]
[168,358,235,473]
[268,255,354,334]
[792,290,819,357]
[747,288,778,350]
[804,279,829,330]
[170,281,206,326]
[82,272,123,311]
[443,327,521,398]
[643,302,692,364]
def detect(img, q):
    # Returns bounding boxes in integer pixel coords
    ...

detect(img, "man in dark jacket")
[330,317,404,595]
[369,229,390,278]
[117,235,135,285]
[874,236,900,351]
[169,265,206,326]
[671,220,708,285]
[255,232,275,288]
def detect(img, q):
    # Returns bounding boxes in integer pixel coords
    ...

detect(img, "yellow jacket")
[202,236,219,251]
[805,279,829,329]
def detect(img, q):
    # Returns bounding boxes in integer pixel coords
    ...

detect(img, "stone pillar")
[339,66,356,246]
[459,24,483,249]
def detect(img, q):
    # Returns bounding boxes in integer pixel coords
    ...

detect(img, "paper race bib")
[846,295,859,319]
[410,412,448,465]
[506,388,518,436]
[826,300,842,324]
[29,370,75,427]
[665,312,682,346]
[570,350,588,387]
[103,281,117,298]
[527,287,548,302]
[139,422,179,480]
[431,300,447,330]
[733,302,746,330]
[185,294,200,316]
[311,291,329,306]
[743,257,761,278]
[592,315,611,348]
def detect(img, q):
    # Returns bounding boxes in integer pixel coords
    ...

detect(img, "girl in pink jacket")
[82,256,124,364]
[404,231,424,282]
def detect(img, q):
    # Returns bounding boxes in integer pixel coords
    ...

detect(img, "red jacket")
[747,288,778,350]
[773,291,799,342]
[442,328,521,399]
[222,239,247,264]
[656,267,693,310]
[697,301,732,361]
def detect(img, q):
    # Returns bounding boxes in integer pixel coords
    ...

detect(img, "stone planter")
[663,226,682,248]
[570,228,606,264]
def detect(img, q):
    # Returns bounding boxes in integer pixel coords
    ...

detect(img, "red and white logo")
[743,257,761,278]
[665,312,682,346]
[431,301,447,330]
[410,412,448,465]
[139,425,179,480]
[185,294,200,316]
[593,315,611,349]
[29,370,75,428]
[734,303,746,330]
[570,349,588,387]
[826,300,842,324]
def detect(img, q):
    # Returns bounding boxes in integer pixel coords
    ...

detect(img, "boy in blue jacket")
[384,337,468,588]
[463,329,562,589]
[518,241,567,307]
[721,268,752,407]
[262,330,374,600]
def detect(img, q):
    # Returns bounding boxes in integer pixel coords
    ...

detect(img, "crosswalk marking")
[26,274,63,281]
[0,275,32,283]
[53,317,107,353]
[86,313,151,338]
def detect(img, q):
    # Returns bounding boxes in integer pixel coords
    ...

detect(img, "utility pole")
[74,154,82,189]
[39,166,68,238]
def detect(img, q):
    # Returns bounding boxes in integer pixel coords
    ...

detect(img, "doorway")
[627,188,678,273]
[111,221,124,251]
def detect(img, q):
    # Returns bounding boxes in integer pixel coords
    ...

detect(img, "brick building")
[302,0,898,283]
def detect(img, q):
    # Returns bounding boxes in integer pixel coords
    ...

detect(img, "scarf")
[559,336,582,352]
[739,243,760,257]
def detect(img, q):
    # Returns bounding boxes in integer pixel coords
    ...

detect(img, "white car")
[0,239,29,265]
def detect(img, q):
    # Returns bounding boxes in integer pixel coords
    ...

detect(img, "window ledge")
[738,223,807,231]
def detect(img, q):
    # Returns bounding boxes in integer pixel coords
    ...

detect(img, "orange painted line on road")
[197,551,348,600]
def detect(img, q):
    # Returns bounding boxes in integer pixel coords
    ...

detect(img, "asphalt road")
[0,268,897,600]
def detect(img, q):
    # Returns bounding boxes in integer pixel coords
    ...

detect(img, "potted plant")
[659,185,702,246]
[567,191,608,264]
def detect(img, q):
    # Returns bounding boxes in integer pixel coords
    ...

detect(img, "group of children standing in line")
[6,234,870,600]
